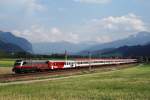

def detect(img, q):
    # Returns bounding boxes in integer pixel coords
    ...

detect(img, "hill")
[101,43,150,57]
[79,31,150,55]
[32,41,96,54]
[0,30,32,53]
[0,40,24,53]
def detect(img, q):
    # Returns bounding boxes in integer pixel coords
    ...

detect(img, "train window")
[14,62,21,66]
[16,60,22,62]
[23,62,27,65]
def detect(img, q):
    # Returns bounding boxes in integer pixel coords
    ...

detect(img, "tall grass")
[0,64,150,100]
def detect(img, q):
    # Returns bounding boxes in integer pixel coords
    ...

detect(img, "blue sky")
[0,0,150,43]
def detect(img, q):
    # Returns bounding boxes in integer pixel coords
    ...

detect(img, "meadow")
[0,59,15,67]
[0,59,14,74]
[0,64,150,100]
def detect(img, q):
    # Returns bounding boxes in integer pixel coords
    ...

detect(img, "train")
[12,58,137,73]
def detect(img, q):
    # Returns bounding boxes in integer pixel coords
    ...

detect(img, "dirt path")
[0,74,87,86]
[0,67,12,75]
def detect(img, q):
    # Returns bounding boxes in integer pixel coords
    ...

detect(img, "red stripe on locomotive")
[33,63,48,70]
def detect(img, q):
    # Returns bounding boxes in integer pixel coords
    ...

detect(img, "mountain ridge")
[0,30,33,53]
[78,31,150,55]
[0,40,25,53]
[32,41,96,54]
[101,43,150,57]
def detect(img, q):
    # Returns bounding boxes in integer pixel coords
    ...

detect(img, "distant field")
[0,59,15,67]
[0,64,150,100]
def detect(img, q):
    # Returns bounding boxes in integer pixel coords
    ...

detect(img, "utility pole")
[88,51,91,71]
[65,50,67,63]
[146,56,149,63]
[140,56,144,63]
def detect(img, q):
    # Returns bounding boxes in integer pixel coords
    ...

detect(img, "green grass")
[0,59,15,67]
[0,64,150,100]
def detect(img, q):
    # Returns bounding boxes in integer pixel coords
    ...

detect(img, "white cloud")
[57,8,66,12]
[12,13,148,44]
[0,0,47,32]
[0,0,45,12]
[24,0,45,12]
[81,13,147,35]
[72,13,148,43]
[96,36,112,43]
[73,0,111,4]
[12,25,79,43]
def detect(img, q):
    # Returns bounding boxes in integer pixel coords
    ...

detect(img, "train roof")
[15,58,136,63]
[48,60,75,62]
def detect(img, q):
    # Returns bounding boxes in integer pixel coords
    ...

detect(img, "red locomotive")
[12,59,137,73]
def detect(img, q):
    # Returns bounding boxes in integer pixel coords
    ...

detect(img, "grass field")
[0,59,15,67]
[0,64,150,100]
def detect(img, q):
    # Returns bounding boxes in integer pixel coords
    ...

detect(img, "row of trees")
[0,51,83,60]
[0,51,150,63]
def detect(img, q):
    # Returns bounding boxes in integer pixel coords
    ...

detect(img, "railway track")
[0,63,137,83]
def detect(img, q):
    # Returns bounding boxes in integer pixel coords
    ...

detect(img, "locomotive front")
[12,60,24,73]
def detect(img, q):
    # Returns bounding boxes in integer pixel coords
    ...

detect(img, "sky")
[0,0,150,44]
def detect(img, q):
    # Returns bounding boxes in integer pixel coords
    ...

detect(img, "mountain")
[32,41,96,55]
[0,31,32,53]
[79,31,150,55]
[101,44,150,57]
[0,40,25,53]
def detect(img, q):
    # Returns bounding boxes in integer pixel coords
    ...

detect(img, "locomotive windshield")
[14,60,23,66]
[14,62,22,66]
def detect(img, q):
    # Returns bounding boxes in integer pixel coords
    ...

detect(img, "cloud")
[81,13,147,35]
[0,0,45,12]
[73,0,111,4]
[95,36,112,43]
[0,0,47,31]
[12,25,79,43]
[12,13,148,44]
[24,0,45,12]
[71,13,148,43]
